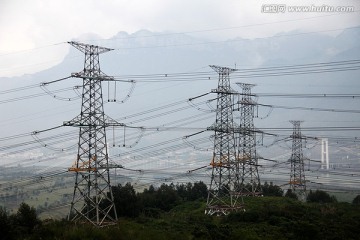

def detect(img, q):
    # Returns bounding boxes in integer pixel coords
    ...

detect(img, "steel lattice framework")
[289,120,306,200]
[206,65,243,215]
[64,42,122,226]
[236,83,262,196]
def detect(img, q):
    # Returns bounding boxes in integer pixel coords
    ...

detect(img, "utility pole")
[206,65,243,215]
[289,120,306,200]
[236,83,261,196]
[64,42,124,226]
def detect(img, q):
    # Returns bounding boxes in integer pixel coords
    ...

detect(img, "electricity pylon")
[64,42,124,226]
[289,120,306,200]
[236,83,261,196]
[206,65,243,215]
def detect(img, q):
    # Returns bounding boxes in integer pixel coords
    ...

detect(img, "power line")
[0,42,66,57]
[252,93,360,99]
[0,59,359,105]
[258,103,360,114]
[111,59,360,82]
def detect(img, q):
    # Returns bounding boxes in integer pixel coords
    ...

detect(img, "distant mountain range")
[4,26,359,81]
[0,27,359,160]
[90,27,360,74]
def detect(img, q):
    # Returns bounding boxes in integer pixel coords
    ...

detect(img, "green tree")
[285,189,298,200]
[175,182,207,201]
[139,184,158,210]
[0,207,11,239]
[176,183,188,200]
[156,183,179,211]
[262,182,283,197]
[12,202,41,235]
[352,195,360,205]
[306,190,337,203]
[188,181,208,201]
[112,183,140,217]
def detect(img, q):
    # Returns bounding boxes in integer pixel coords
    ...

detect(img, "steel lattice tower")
[64,42,119,226]
[206,65,243,215]
[289,120,306,200]
[236,83,261,196]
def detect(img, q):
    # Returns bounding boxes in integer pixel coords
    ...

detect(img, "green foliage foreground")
[1,184,360,240]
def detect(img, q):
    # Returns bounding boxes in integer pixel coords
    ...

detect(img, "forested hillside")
[1,182,360,240]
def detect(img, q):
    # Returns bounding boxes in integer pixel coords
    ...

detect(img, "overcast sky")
[0,0,359,77]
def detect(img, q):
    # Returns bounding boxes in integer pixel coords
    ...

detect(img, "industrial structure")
[205,65,243,215]
[289,120,307,200]
[321,138,330,170]
[236,83,262,196]
[64,42,124,226]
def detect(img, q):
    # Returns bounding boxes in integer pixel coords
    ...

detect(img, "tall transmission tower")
[236,83,261,196]
[289,120,306,200]
[206,65,243,215]
[64,42,124,226]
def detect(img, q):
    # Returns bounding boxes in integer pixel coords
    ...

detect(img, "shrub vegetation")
[1,182,359,240]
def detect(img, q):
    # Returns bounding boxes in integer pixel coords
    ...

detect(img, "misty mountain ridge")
[3,26,359,81]
[0,27,359,138]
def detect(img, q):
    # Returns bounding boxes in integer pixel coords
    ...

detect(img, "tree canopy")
[306,190,337,203]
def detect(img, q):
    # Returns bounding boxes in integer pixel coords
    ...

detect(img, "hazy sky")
[0,0,359,77]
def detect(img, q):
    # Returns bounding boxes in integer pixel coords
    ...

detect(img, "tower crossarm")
[68,163,123,172]
[68,41,114,54]
[63,115,126,128]
[71,72,115,81]
[209,65,237,74]
[104,115,126,127]
[210,88,238,95]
